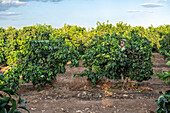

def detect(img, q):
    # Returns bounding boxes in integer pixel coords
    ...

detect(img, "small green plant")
[155,52,170,84]
[155,72,170,85]
[0,72,29,113]
[155,54,170,113]
[155,90,170,113]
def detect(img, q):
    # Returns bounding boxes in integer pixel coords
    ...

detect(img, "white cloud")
[0,0,27,11]
[128,10,141,13]
[1,0,27,5]
[19,0,62,2]
[157,0,170,2]
[128,10,153,13]
[0,12,22,16]
[143,11,154,13]
[140,3,164,8]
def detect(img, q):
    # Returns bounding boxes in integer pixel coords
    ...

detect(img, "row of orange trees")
[0,22,169,88]
[0,21,169,66]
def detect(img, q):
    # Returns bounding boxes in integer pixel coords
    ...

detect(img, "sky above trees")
[0,0,169,28]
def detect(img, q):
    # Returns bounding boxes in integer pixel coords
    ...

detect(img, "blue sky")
[0,0,170,29]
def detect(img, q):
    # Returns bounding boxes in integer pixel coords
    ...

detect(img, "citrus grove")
[0,21,169,112]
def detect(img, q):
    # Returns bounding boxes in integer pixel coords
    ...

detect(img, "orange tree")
[75,31,153,86]
[4,37,80,90]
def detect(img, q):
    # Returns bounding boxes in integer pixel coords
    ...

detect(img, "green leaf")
[166,61,170,66]
[155,102,159,106]
[18,97,26,105]
[18,106,30,113]
[9,99,17,113]
[13,110,21,113]
[0,102,7,108]
[0,97,10,102]
[1,88,11,92]
[156,107,162,113]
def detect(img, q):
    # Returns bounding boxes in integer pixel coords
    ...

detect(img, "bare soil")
[1,53,170,113]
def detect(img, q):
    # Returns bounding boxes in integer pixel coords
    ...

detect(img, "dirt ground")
[1,53,170,113]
